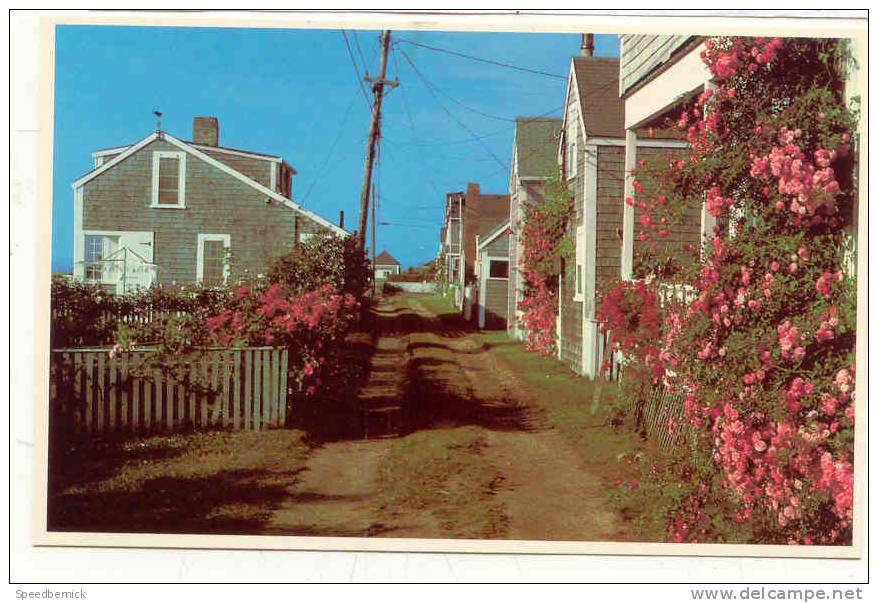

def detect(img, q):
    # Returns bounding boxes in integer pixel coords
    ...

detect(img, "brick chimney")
[193,116,219,146]
[580,33,595,57]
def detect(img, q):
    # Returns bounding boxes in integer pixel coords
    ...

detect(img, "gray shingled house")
[71,116,347,293]
[506,116,563,341]
[557,47,691,377]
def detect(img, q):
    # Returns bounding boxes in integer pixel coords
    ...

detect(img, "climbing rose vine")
[598,36,858,545]
[517,175,574,355]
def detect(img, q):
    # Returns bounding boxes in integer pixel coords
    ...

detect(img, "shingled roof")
[374,250,401,266]
[572,56,624,138]
[513,117,562,180]
[476,195,512,238]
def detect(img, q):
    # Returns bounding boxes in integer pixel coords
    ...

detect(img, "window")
[197,234,230,285]
[488,259,509,279]
[84,234,105,281]
[449,256,460,282]
[151,151,186,208]
[299,232,315,244]
[84,234,118,282]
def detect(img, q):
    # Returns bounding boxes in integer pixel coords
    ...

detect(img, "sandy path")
[266,293,629,541]
[407,296,630,542]
[264,294,438,537]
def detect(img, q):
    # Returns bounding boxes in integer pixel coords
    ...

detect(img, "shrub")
[267,233,371,300]
[50,276,117,347]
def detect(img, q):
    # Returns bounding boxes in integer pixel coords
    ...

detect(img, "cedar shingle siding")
[200,149,274,189]
[82,138,331,285]
[481,232,510,329]
[631,146,701,276]
[619,35,695,96]
[559,257,582,372]
[596,146,624,292]
[484,277,509,329]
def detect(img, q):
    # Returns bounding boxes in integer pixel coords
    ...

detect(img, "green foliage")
[50,276,118,347]
[388,260,436,282]
[267,233,371,299]
[519,172,576,280]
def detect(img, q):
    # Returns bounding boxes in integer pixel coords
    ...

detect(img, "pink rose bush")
[599,37,857,545]
[516,176,575,355]
[205,282,359,398]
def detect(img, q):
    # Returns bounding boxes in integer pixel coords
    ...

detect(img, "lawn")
[48,429,310,534]
[416,291,461,323]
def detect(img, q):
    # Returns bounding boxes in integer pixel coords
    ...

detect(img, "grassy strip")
[475,331,649,492]
[375,426,508,539]
[49,429,310,534]
[415,292,460,323]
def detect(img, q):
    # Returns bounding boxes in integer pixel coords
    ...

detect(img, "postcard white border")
[14,8,868,576]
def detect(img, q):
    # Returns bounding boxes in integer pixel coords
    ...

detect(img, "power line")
[383,126,510,147]
[300,88,362,205]
[398,47,508,171]
[413,80,515,123]
[352,30,370,77]
[382,108,563,147]
[396,38,568,80]
[499,76,622,183]
[340,29,371,108]
[391,46,443,199]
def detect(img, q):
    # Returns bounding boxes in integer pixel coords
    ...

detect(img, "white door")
[118,231,156,293]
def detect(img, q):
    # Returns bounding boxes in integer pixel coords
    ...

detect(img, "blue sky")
[52,25,619,271]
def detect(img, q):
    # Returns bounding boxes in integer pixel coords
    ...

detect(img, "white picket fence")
[49,347,289,434]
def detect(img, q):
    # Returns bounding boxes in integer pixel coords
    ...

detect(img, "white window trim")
[567,106,579,179]
[196,233,231,284]
[573,224,585,302]
[151,150,187,209]
[487,257,510,281]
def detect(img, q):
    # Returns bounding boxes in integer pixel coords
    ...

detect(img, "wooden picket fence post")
[49,347,289,434]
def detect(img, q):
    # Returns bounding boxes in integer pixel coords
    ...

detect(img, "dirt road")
[266,292,630,541]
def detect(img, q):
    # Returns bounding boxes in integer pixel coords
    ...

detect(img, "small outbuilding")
[373,250,402,280]
[475,219,512,330]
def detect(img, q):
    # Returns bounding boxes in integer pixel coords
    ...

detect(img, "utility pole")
[357,30,397,250]
[371,182,377,296]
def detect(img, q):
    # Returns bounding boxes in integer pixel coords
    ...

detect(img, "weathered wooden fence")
[634,385,694,449]
[49,347,289,434]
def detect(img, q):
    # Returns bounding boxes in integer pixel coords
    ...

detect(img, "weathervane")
[153,109,163,132]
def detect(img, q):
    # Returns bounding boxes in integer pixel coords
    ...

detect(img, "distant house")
[476,219,512,329]
[557,38,690,377]
[71,116,347,293]
[437,183,509,316]
[373,250,401,280]
[438,193,463,296]
[507,116,562,341]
